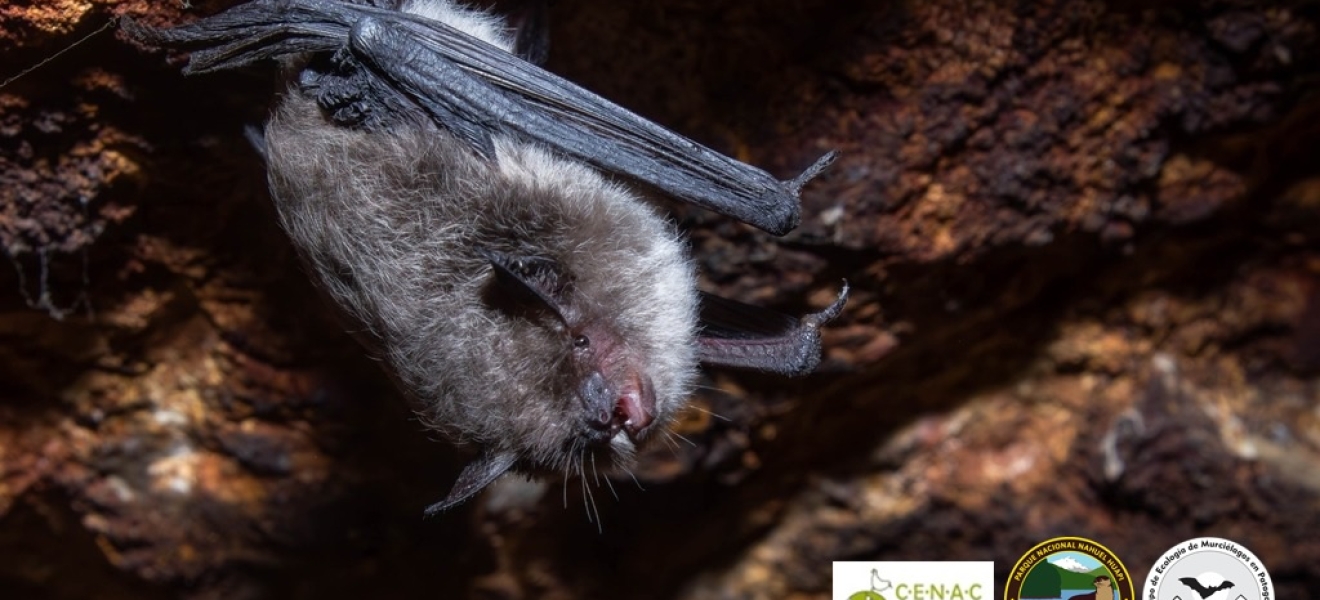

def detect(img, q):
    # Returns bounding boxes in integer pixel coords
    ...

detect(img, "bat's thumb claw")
[803,280,849,328]
[786,150,839,195]
[423,450,517,518]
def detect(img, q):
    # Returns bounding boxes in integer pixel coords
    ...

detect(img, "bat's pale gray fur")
[115,0,848,514]
[268,95,699,470]
[264,0,699,478]
[401,0,513,51]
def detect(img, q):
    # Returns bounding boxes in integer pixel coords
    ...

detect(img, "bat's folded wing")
[121,0,356,71]
[123,0,835,235]
[363,16,838,236]
[697,282,848,376]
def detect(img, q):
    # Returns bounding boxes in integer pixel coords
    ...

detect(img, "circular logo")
[1143,537,1273,600]
[1005,536,1136,600]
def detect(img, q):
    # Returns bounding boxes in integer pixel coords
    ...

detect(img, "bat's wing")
[424,449,516,516]
[1178,578,1210,597]
[697,282,848,376]
[122,0,835,236]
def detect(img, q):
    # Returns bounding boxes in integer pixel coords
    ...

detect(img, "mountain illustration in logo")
[1008,538,1134,600]
[1052,556,1094,573]
[1020,553,1114,599]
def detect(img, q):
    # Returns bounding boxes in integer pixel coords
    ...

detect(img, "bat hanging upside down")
[125,0,847,515]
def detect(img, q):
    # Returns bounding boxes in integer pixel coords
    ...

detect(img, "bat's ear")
[696,282,849,376]
[424,450,518,517]
[482,250,573,326]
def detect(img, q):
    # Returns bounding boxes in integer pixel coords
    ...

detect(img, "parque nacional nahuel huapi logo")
[833,561,994,600]
[1143,537,1273,600]
[1005,536,1135,600]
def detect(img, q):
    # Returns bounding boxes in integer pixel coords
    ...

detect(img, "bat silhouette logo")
[1178,577,1235,599]
[124,0,846,515]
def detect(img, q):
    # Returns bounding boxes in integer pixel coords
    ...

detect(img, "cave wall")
[1,0,1318,598]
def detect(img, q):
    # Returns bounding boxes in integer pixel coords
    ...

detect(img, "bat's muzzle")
[581,371,656,441]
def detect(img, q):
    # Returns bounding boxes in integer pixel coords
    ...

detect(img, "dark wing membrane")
[367,15,837,236]
[698,292,804,341]
[121,1,353,70]
[122,0,836,236]
[424,450,516,517]
[698,282,848,376]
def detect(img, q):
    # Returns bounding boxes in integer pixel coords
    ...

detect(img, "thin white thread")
[0,17,118,90]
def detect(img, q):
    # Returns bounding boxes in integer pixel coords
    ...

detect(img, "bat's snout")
[580,371,656,441]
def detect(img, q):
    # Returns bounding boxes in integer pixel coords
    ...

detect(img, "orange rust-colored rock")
[2,0,1319,598]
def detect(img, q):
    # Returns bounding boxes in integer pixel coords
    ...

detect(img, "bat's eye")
[573,335,590,349]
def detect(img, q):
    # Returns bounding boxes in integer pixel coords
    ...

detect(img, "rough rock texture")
[2,0,1319,598]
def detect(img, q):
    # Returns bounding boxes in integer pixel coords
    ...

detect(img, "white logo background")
[1143,537,1273,600]
[833,561,995,600]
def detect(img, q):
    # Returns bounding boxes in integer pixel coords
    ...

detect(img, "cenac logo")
[1004,536,1135,600]
[833,561,995,600]
[1143,537,1274,600]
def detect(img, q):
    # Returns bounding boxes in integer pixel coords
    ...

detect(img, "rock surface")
[1,0,1318,598]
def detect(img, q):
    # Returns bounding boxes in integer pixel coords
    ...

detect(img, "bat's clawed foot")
[802,280,849,328]
[786,150,840,194]
[696,281,850,376]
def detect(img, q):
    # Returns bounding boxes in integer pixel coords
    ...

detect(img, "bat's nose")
[580,372,615,430]
[581,371,655,440]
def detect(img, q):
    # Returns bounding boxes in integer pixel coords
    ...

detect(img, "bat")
[1178,577,1234,599]
[124,0,847,515]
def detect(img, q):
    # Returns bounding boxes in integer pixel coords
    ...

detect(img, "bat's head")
[483,250,672,453]
[409,142,700,514]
